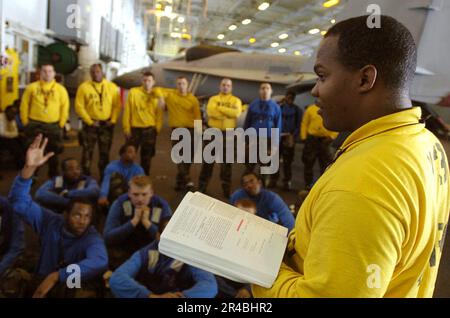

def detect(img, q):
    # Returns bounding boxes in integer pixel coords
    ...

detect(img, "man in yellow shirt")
[75,64,122,178]
[300,103,338,190]
[165,76,201,192]
[252,15,450,298]
[123,72,163,176]
[20,64,69,177]
[198,78,242,198]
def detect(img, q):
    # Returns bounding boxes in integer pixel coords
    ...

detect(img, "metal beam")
[0,0,5,54]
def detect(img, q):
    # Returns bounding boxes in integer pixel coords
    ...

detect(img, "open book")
[159,192,289,289]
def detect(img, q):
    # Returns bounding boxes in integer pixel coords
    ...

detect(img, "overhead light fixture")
[331,19,336,24]
[278,48,287,53]
[228,24,237,31]
[177,16,185,23]
[182,28,187,33]
[258,2,270,11]
[249,37,256,43]
[294,51,301,56]
[308,28,320,35]
[217,34,225,40]
[170,32,181,38]
[242,19,252,25]
[323,0,340,8]
[174,27,180,31]
[278,33,289,40]
[270,42,279,48]
[226,41,234,46]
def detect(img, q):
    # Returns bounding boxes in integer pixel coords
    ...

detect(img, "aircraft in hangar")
[113,44,317,104]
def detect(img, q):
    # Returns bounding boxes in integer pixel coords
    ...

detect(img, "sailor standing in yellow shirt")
[300,103,338,190]
[198,78,242,198]
[123,71,163,176]
[252,15,450,298]
[75,64,122,178]
[20,64,69,178]
[164,76,201,192]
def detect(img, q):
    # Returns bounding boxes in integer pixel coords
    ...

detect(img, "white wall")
[4,0,48,33]
[77,0,149,79]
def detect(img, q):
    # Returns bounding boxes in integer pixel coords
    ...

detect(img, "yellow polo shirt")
[20,80,70,128]
[165,91,201,128]
[123,87,163,135]
[207,93,242,130]
[253,107,450,298]
[75,79,122,126]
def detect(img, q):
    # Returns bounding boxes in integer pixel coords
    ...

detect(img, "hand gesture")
[141,207,152,230]
[26,134,54,169]
[131,208,144,227]
[21,134,54,179]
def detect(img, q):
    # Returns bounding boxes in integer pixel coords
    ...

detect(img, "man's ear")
[358,65,378,93]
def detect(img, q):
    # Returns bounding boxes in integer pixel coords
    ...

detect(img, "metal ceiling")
[141,0,346,60]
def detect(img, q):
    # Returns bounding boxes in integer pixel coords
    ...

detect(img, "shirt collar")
[340,107,424,152]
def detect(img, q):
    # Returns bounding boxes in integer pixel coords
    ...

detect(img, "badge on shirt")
[55,176,64,189]
[123,201,133,217]
[151,207,162,224]
[77,180,86,190]
[170,259,184,273]
[147,250,160,272]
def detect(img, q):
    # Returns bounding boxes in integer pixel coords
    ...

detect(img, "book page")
[160,192,288,287]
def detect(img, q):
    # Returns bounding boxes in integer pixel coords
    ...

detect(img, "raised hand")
[21,134,55,179]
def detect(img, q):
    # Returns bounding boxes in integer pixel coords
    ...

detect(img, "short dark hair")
[67,197,94,215]
[241,172,262,183]
[61,157,78,172]
[39,63,55,69]
[90,63,103,71]
[142,71,155,79]
[326,15,417,90]
[286,91,296,99]
[119,143,136,156]
[176,76,188,81]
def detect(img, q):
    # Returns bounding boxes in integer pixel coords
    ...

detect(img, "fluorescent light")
[249,37,256,43]
[228,25,237,31]
[308,28,320,35]
[226,41,234,46]
[331,19,336,24]
[258,2,270,11]
[177,16,185,23]
[294,51,301,56]
[278,48,286,53]
[323,0,340,8]
[242,19,252,25]
[217,34,225,40]
[278,33,289,40]
[170,32,181,38]
[271,42,279,48]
